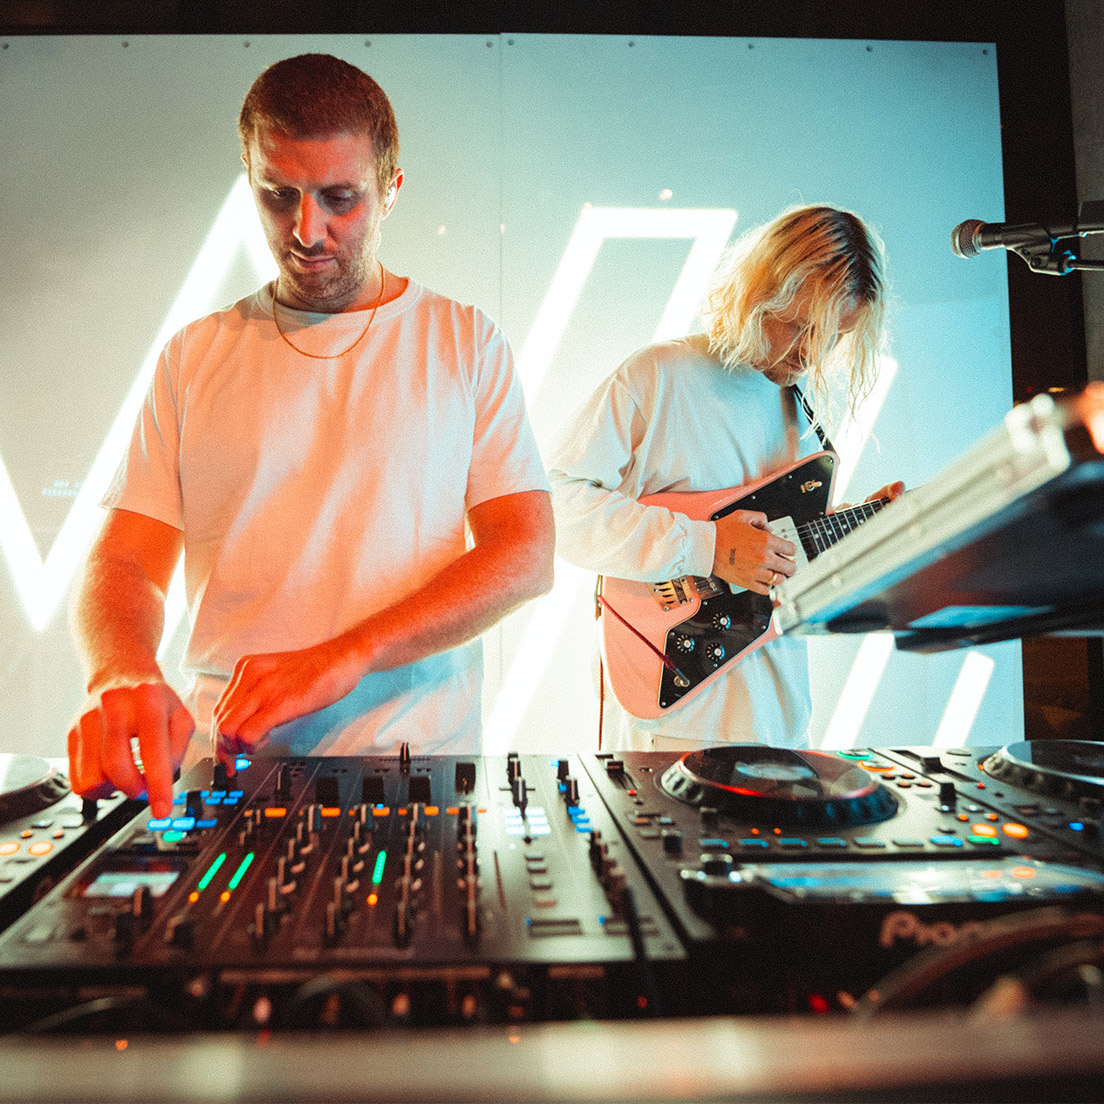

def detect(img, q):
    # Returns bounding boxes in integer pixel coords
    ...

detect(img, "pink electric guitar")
[597,451,888,719]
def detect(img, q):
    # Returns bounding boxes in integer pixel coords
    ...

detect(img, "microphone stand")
[1011,199,1104,275]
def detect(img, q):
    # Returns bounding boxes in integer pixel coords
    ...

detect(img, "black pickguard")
[657,455,837,708]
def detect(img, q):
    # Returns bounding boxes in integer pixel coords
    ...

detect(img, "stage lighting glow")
[933,650,995,748]
[0,176,271,633]
[515,205,738,397]
[819,634,895,750]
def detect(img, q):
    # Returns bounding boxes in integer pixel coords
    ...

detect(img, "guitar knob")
[674,635,695,653]
[712,613,732,631]
[705,642,726,666]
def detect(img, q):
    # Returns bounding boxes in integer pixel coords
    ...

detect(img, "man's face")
[759,292,862,387]
[245,124,401,313]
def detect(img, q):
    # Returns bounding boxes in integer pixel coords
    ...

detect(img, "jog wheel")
[0,754,71,824]
[659,744,898,828]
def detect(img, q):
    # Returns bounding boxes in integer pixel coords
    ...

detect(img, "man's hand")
[212,638,365,761]
[67,680,195,820]
[712,509,797,594]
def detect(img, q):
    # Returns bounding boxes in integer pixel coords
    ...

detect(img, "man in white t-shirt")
[67,53,554,819]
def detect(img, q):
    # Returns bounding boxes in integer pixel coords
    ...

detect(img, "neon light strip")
[486,206,737,751]
[0,175,273,632]
[515,205,737,398]
[933,650,995,748]
[226,851,255,891]
[819,634,895,750]
[196,852,227,892]
[830,355,899,502]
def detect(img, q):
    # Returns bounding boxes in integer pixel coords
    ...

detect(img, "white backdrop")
[0,34,1019,757]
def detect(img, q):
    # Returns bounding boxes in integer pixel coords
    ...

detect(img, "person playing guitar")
[548,204,904,751]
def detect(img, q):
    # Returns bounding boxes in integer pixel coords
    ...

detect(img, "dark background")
[2,0,1099,740]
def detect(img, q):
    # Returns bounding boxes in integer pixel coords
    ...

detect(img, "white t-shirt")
[548,332,813,748]
[105,278,549,758]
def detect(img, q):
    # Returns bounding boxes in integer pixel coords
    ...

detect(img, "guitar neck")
[798,498,888,560]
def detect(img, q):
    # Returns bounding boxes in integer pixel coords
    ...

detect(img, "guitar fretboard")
[798,499,887,559]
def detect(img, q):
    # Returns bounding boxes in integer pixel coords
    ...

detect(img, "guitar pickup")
[767,516,810,571]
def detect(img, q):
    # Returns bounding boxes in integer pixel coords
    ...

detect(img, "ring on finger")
[768,570,779,587]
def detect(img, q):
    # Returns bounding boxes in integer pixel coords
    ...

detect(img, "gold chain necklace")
[271,260,386,360]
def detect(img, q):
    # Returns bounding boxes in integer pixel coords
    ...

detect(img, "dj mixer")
[0,740,1102,1031]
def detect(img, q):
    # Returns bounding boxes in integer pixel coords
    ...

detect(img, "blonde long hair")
[703,205,886,422]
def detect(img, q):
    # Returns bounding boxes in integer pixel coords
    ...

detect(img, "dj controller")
[1,740,1103,1032]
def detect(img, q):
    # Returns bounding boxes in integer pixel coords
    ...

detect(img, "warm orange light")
[367,893,379,906]
[220,890,231,902]
[264,807,287,818]
[188,891,199,904]
[320,807,341,818]
[1002,823,1030,839]
[115,1040,128,1051]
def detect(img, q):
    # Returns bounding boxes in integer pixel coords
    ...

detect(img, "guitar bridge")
[650,575,726,610]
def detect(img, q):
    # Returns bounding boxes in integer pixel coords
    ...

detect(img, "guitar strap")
[789,384,835,454]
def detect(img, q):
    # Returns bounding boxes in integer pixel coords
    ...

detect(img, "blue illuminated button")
[195,819,218,829]
[930,835,964,847]
[778,838,809,849]
[235,757,250,770]
[146,818,172,831]
[816,838,847,848]
[170,817,196,831]
[853,837,887,848]
[738,838,769,849]
[698,838,730,850]
[222,797,240,805]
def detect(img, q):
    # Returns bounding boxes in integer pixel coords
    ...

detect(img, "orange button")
[320,807,341,818]
[0,841,19,856]
[372,807,391,817]
[27,842,53,856]
[264,807,287,818]
[971,824,998,837]
[1002,823,1030,839]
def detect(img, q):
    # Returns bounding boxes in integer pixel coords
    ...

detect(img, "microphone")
[949,219,1061,259]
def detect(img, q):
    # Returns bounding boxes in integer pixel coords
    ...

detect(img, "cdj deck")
[1,740,1103,1032]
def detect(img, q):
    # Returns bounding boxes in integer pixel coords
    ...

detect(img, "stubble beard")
[276,223,383,314]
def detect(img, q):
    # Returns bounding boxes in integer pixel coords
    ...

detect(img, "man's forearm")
[72,553,170,691]
[344,522,554,675]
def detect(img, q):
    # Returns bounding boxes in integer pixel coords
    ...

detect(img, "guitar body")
[599,452,839,720]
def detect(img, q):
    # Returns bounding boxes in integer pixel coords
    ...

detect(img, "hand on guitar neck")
[711,510,798,596]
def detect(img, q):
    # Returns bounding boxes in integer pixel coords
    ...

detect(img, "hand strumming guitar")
[711,509,798,595]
